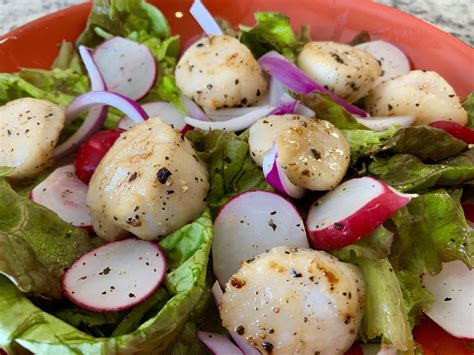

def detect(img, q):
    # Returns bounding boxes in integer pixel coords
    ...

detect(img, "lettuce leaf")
[0,210,214,354]
[463,92,473,128]
[389,189,473,274]
[368,148,474,192]
[295,91,366,130]
[77,0,170,47]
[341,127,398,162]
[0,181,94,299]
[186,129,272,215]
[357,258,415,353]
[240,12,300,61]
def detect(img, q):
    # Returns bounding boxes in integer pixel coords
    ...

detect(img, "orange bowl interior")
[0,0,472,97]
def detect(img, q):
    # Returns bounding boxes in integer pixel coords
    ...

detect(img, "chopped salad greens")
[0,0,473,354]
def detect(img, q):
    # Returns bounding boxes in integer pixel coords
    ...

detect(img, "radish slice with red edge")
[211,281,261,355]
[263,144,305,198]
[355,40,410,86]
[62,238,166,312]
[422,260,474,340]
[118,102,188,133]
[93,37,157,101]
[53,46,108,160]
[75,129,124,184]
[213,190,308,286]
[31,164,91,228]
[355,115,415,131]
[197,331,243,355]
[306,177,416,250]
[258,51,368,117]
[190,0,223,36]
[185,105,275,131]
[462,203,474,226]
[429,121,474,144]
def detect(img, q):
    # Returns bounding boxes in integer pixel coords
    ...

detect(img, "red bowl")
[0,0,472,97]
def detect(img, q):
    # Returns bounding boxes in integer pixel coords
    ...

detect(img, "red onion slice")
[182,95,211,121]
[270,93,298,115]
[355,115,415,131]
[197,331,243,355]
[258,51,368,117]
[119,101,187,131]
[53,46,108,160]
[189,0,223,36]
[184,105,275,131]
[262,144,305,198]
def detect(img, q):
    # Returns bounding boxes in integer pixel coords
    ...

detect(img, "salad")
[0,0,473,354]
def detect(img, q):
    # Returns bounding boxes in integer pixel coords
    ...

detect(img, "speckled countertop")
[0,0,472,45]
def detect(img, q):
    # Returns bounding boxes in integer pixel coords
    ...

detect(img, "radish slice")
[53,47,108,160]
[422,260,474,340]
[66,91,148,125]
[197,331,243,355]
[306,177,415,250]
[355,115,415,131]
[211,281,261,355]
[355,40,410,86]
[118,102,187,132]
[94,37,157,101]
[263,144,305,198]
[62,238,166,312]
[189,0,223,36]
[31,165,91,228]
[429,121,474,144]
[258,51,368,117]
[185,105,275,132]
[213,190,308,286]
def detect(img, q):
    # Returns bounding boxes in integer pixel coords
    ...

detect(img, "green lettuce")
[0,181,94,299]
[463,92,474,128]
[295,91,366,130]
[0,209,214,354]
[357,257,415,353]
[239,12,303,61]
[343,126,467,163]
[369,149,474,192]
[186,129,272,215]
[389,189,473,274]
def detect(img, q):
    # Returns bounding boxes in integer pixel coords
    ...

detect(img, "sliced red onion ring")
[355,115,415,131]
[53,47,108,160]
[197,331,243,355]
[263,144,305,198]
[54,92,148,160]
[184,105,275,131]
[182,95,210,121]
[258,51,368,117]
[270,93,298,115]
[211,282,261,355]
[190,0,223,36]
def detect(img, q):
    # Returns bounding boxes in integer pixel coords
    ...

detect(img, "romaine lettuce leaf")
[357,257,415,353]
[0,181,94,299]
[341,127,398,162]
[0,209,214,354]
[463,92,473,128]
[369,148,474,192]
[389,189,473,274]
[186,129,272,215]
[240,12,300,61]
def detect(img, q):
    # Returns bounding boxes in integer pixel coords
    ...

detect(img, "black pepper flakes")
[262,341,273,353]
[156,167,172,184]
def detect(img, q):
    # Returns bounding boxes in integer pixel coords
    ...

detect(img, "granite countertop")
[0,0,472,46]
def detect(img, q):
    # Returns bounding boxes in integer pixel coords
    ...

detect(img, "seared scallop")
[0,98,65,180]
[175,35,267,111]
[87,117,209,241]
[249,115,350,191]
[365,70,468,125]
[220,247,365,355]
[297,41,382,103]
